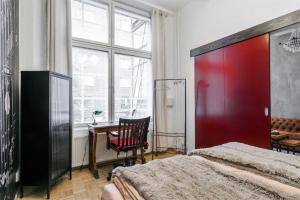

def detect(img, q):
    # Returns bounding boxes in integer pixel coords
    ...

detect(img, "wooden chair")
[106,117,151,180]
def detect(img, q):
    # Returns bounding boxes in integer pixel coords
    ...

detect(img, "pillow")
[271,130,279,135]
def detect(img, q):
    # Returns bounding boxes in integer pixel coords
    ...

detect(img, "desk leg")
[89,131,99,179]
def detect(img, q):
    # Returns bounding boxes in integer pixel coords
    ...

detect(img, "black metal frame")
[152,79,187,159]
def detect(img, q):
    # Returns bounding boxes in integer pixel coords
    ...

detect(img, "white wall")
[177,0,300,151]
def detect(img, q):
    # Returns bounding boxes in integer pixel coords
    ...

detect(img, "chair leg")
[107,160,126,181]
[141,147,146,164]
[293,148,296,155]
[287,147,290,154]
[107,172,112,181]
[132,149,137,165]
[125,157,130,166]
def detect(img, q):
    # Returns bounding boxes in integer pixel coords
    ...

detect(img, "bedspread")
[112,155,300,200]
[189,142,300,187]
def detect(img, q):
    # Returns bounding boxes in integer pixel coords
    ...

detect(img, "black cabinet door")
[50,76,70,180]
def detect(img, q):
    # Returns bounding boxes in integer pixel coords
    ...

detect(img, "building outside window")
[71,0,152,126]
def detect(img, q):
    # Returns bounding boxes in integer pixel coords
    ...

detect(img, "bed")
[101,142,300,200]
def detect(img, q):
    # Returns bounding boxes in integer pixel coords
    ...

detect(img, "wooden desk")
[88,122,119,179]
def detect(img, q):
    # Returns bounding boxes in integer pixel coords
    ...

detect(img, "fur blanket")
[189,142,300,186]
[113,155,300,200]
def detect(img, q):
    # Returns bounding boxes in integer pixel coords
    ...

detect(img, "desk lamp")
[132,109,137,117]
[92,110,103,125]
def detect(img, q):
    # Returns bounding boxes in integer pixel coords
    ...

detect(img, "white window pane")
[114,9,151,51]
[72,47,109,124]
[72,0,108,43]
[114,54,152,120]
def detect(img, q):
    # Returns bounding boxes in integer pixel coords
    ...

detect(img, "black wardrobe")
[21,71,72,199]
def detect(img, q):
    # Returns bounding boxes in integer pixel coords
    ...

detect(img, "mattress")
[102,142,300,200]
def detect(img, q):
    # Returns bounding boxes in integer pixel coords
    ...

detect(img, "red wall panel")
[195,34,271,149]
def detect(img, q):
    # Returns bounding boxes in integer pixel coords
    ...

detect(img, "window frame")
[72,0,152,127]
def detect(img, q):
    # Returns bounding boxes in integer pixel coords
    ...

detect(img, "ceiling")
[140,0,192,12]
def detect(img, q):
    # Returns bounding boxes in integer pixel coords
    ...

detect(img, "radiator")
[72,133,125,168]
[72,136,89,168]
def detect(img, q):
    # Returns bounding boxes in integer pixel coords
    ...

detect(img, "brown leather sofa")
[271,117,300,154]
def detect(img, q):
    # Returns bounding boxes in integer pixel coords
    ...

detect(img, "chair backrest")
[117,117,151,148]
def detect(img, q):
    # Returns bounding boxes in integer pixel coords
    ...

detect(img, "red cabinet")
[195,34,271,149]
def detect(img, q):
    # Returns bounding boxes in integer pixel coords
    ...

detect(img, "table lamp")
[92,110,103,125]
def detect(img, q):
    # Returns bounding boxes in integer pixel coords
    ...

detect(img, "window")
[72,0,109,43]
[72,47,109,123]
[72,0,152,125]
[114,54,152,120]
[114,8,151,51]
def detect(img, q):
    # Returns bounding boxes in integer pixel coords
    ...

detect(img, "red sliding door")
[195,49,225,148]
[224,34,270,148]
[195,34,271,149]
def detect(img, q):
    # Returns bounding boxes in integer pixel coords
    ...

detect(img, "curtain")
[152,9,169,152]
[47,0,72,76]
[47,0,74,143]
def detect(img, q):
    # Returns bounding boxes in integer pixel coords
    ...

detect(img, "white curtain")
[152,9,169,152]
[47,0,72,76]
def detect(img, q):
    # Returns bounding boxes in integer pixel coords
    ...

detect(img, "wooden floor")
[18,152,175,200]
